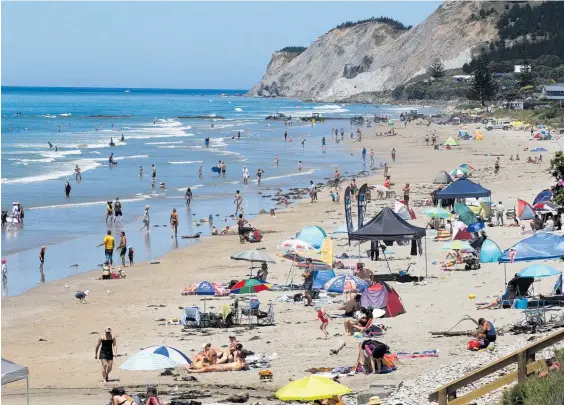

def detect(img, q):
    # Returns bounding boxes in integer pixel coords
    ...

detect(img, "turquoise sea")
[1,86,441,295]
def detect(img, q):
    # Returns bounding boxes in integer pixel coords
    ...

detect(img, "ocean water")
[1,87,441,295]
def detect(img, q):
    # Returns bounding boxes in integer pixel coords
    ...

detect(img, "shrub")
[278,46,306,54]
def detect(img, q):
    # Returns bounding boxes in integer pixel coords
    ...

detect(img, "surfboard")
[211,166,220,173]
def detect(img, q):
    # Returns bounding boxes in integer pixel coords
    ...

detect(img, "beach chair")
[257,303,275,326]
[241,298,260,324]
[181,306,201,328]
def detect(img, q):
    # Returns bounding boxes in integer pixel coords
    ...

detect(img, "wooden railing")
[429,328,564,405]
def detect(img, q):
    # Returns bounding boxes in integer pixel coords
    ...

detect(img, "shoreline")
[2,121,559,405]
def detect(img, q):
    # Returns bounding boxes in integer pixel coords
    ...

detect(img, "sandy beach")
[2,121,559,405]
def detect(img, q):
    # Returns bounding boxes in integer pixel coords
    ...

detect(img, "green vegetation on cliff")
[332,16,411,32]
[278,46,307,54]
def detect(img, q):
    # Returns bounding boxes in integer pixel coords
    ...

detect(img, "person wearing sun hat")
[366,396,383,405]
[140,205,150,232]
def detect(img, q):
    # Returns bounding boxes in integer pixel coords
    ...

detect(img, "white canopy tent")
[2,358,30,405]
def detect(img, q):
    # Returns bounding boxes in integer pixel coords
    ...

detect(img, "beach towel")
[396,350,439,359]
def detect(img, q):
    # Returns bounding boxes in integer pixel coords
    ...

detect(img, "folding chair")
[257,303,275,326]
[181,306,201,328]
[241,298,260,324]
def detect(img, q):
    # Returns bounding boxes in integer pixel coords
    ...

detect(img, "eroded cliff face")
[249,1,499,100]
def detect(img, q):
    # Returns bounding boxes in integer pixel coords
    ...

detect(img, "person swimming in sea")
[109,138,115,147]
[120,134,124,142]
[109,153,115,165]
[48,141,53,148]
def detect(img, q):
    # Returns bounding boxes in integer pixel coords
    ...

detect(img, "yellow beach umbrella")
[275,376,352,401]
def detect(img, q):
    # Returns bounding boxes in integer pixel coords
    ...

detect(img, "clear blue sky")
[2,1,441,89]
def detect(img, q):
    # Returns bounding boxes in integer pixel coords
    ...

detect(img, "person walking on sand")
[383,163,389,178]
[494,158,500,174]
[334,168,341,190]
[302,258,314,306]
[98,230,115,266]
[185,187,193,206]
[495,201,505,227]
[391,148,396,162]
[309,181,317,203]
[234,190,244,215]
[170,208,179,239]
[242,166,249,185]
[140,205,150,232]
[362,147,367,163]
[128,246,134,266]
[402,183,410,205]
[95,327,117,383]
[316,306,331,339]
[198,165,203,179]
[370,149,375,167]
[117,231,127,267]
[64,179,72,197]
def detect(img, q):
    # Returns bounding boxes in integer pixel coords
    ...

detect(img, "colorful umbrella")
[424,207,451,218]
[138,345,192,365]
[323,274,368,293]
[459,163,474,170]
[182,281,229,296]
[275,375,351,401]
[277,239,314,253]
[120,353,177,371]
[517,264,560,279]
[230,279,271,294]
[533,202,558,213]
[442,240,474,251]
[466,222,485,233]
[450,168,468,177]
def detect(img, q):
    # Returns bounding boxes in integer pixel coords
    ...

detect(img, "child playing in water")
[316,306,331,339]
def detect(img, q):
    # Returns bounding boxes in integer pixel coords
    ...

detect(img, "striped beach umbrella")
[230,279,271,294]
[138,345,192,365]
[119,352,177,371]
[277,239,314,253]
[323,274,368,293]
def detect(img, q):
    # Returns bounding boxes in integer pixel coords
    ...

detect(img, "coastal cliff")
[249,1,499,101]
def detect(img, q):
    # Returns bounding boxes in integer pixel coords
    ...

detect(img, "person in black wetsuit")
[95,327,117,383]
[64,179,72,197]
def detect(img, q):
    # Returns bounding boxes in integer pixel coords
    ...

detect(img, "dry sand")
[2,122,560,404]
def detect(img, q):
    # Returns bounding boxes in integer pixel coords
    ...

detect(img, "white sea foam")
[2,159,102,185]
[176,184,204,192]
[28,196,148,211]
[255,169,317,183]
[144,141,184,145]
[39,149,83,159]
[234,107,243,112]
[9,157,56,164]
[59,113,72,117]
[90,154,149,162]
[39,114,56,118]
[168,161,203,165]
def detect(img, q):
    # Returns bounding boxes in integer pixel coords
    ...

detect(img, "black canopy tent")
[350,207,428,277]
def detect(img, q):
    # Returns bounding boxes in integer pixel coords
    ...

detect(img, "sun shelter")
[533,189,553,206]
[296,225,327,250]
[350,207,428,277]
[455,203,478,226]
[433,170,453,185]
[445,136,460,146]
[2,358,30,405]
[517,199,536,220]
[360,281,406,317]
[498,232,564,284]
[437,178,491,200]
[479,239,502,263]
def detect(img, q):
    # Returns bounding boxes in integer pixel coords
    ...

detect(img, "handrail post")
[439,388,448,405]
[517,351,528,381]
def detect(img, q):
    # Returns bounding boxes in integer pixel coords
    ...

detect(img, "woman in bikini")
[170,208,179,239]
[187,346,247,373]
[110,387,136,405]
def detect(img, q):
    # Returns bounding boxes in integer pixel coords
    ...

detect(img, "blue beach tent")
[296,225,327,249]
[498,232,564,263]
[437,178,491,200]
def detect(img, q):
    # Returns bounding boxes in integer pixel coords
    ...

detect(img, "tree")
[550,152,564,207]
[428,58,446,79]
[468,53,497,106]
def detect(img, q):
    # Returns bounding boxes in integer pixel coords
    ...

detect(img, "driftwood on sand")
[430,330,476,337]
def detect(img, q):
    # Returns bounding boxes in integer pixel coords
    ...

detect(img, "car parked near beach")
[485,120,512,131]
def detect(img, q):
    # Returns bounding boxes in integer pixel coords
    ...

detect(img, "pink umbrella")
[277,239,315,253]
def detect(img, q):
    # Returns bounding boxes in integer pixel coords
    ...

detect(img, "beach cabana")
[437,178,491,200]
[433,170,453,185]
[445,136,460,146]
[517,199,536,220]
[350,207,428,277]
[2,359,29,405]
